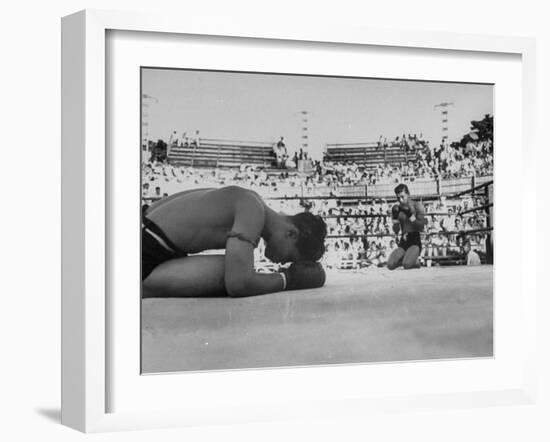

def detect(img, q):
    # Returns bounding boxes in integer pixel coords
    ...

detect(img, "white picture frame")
[61,9,537,433]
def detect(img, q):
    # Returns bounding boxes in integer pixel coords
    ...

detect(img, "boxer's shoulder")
[217,185,262,202]
[221,186,266,224]
[412,199,425,212]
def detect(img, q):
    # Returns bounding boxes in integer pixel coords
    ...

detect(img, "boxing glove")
[399,203,414,218]
[281,261,326,291]
[391,204,401,220]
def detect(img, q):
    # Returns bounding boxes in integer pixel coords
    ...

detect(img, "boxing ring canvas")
[61,9,538,433]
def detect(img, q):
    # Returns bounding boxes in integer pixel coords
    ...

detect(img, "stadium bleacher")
[323,141,412,169]
[168,138,275,168]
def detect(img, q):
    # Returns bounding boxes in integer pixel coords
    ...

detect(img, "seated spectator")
[142,182,151,198]
[427,215,441,233]
[284,155,296,169]
[431,233,448,257]
[464,241,481,266]
[181,131,189,147]
[453,216,465,237]
[423,235,436,260]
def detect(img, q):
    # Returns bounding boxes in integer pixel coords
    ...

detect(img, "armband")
[226,230,260,247]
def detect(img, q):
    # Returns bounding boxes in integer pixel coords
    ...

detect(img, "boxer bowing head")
[264,212,327,264]
[395,183,411,205]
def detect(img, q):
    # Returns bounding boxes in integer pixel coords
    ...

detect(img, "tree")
[470,114,493,142]
[456,114,493,148]
[151,139,168,162]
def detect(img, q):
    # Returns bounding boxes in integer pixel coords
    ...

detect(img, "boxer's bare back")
[145,186,266,254]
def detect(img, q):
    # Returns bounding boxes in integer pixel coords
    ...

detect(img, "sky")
[142,68,493,160]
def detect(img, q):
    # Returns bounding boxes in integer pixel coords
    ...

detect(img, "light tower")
[299,110,309,156]
[433,101,454,144]
[141,93,158,152]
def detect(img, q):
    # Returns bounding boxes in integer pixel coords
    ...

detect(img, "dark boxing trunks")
[398,231,422,252]
[142,217,187,281]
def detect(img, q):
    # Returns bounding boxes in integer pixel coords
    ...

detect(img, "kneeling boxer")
[387,183,427,270]
[142,185,327,298]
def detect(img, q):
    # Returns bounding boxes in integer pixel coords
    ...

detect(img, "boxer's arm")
[410,201,427,231]
[224,190,285,297]
[391,204,401,234]
[392,221,401,235]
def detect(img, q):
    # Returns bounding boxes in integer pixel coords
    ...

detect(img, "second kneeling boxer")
[387,183,427,270]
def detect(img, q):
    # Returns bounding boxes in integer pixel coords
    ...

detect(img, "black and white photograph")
[140,68,494,374]
[5,0,549,437]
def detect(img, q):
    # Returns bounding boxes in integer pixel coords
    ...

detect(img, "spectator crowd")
[319,136,493,187]
[143,136,493,200]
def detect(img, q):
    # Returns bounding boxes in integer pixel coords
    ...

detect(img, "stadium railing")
[142,175,493,202]
[262,176,492,200]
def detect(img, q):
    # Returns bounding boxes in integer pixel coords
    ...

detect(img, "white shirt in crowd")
[466,250,481,266]
[441,214,455,231]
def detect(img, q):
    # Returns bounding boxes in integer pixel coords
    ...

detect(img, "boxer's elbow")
[413,221,427,231]
[226,280,249,297]
[226,286,250,298]
[225,275,255,297]
[227,273,282,297]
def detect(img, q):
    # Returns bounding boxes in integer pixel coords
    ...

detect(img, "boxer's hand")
[282,261,326,291]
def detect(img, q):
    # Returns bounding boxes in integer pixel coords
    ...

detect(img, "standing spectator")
[273,136,287,168]
[192,130,200,147]
[276,136,286,153]
[436,196,447,212]
[441,208,455,232]
[168,130,178,146]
